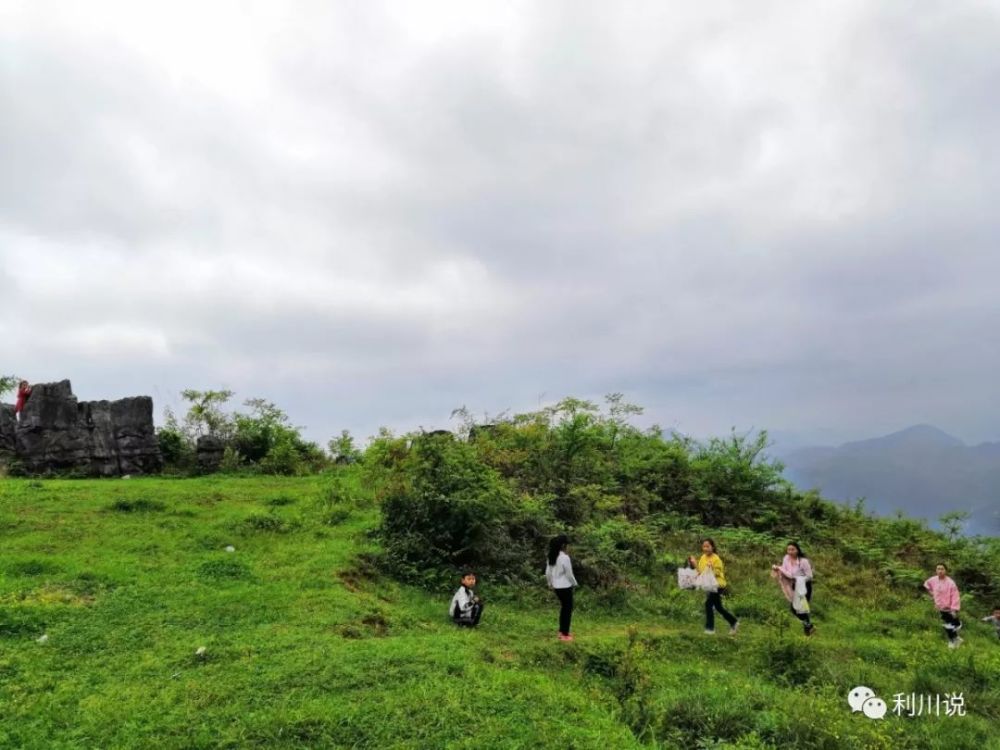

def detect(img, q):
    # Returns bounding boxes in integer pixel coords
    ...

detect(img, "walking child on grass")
[771,542,815,636]
[688,538,739,636]
[924,564,962,649]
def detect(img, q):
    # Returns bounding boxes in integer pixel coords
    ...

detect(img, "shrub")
[0,608,47,638]
[198,559,253,580]
[108,498,166,513]
[757,637,825,686]
[157,427,193,471]
[5,559,61,576]
[574,518,657,588]
[239,512,299,534]
[377,432,540,585]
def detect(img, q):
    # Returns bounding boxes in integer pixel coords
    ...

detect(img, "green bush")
[157,427,192,470]
[239,512,299,534]
[107,498,166,513]
[368,395,1000,602]
[377,432,542,585]
[198,558,253,580]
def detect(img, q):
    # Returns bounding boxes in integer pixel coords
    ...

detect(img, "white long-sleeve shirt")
[545,551,578,589]
[450,586,477,619]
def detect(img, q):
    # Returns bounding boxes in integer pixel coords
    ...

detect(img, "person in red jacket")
[14,380,32,423]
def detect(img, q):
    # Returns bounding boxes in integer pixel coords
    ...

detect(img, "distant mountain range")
[777,424,1000,536]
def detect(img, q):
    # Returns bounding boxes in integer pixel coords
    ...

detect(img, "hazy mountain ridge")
[780,425,1000,535]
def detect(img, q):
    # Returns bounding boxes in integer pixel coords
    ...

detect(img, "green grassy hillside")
[1,474,998,749]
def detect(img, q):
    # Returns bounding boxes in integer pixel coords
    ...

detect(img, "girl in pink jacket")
[771,542,815,636]
[924,564,962,649]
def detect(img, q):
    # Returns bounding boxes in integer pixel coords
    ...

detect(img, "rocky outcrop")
[196,435,225,473]
[0,380,162,476]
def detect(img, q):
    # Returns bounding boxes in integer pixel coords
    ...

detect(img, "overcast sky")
[2,1,998,449]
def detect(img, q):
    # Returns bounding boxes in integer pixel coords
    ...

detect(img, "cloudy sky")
[2,0,998,449]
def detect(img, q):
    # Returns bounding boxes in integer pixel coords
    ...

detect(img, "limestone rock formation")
[0,380,162,476]
[196,435,225,473]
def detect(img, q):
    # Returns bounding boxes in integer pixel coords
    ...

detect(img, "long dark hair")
[548,534,569,566]
[700,537,717,554]
[787,541,806,559]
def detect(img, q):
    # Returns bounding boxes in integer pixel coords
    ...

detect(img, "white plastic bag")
[677,567,697,590]
[694,567,719,593]
[792,575,810,614]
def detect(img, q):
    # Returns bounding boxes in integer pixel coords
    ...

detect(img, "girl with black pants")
[545,535,578,641]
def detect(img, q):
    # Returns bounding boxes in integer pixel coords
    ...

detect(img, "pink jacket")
[924,576,960,612]
[14,384,31,414]
[772,555,813,603]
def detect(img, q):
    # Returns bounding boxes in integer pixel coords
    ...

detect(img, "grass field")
[1,474,998,749]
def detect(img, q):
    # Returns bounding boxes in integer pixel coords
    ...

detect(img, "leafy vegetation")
[367,396,1000,605]
[0,375,19,400]
[157,389,328,476]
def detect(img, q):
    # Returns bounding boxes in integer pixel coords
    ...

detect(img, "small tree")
[157,406,195,471]
[232,398,292,463]
[328,429,362,464]
[939,510,971,541]
[180,389,234,439]
[0,375,20,400]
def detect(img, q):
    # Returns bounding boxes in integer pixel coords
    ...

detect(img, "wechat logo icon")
[848,686,887,720]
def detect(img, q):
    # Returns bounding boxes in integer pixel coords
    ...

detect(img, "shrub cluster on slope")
[367,396,1000,602]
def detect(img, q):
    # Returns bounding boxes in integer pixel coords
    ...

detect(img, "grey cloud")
[1,1,999,449]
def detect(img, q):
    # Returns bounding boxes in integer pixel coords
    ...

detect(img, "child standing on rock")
[14,380,31,423]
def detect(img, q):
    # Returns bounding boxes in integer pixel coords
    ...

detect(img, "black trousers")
[940,611,961,642]
[705,591,737,631]
[554,587,574,635]
[453,602,484,627]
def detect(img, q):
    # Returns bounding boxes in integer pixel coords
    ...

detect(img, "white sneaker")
[954,636,963,648]
[729,621,740,636]
[704,629,716,635]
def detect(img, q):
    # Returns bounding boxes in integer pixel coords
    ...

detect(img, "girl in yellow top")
[687,538,739,635]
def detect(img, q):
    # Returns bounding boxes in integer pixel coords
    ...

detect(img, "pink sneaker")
[558,633,574,642]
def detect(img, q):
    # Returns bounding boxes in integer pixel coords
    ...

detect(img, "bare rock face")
[0,403,15,455]
[0,380,162,476]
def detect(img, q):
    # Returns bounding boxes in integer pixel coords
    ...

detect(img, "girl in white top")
[545,534,578,641]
